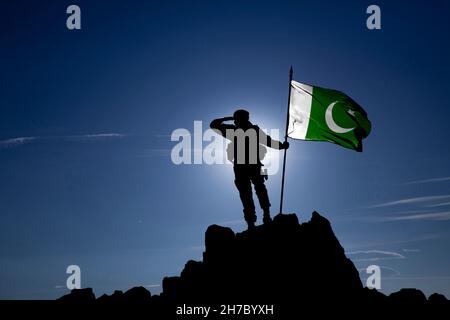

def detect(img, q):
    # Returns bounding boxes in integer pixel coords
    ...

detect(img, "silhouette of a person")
[211,109,289,229]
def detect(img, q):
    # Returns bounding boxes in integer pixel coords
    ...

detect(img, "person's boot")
[263,209,272,225]
[244,211,257,230]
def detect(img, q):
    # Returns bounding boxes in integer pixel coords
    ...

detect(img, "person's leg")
[234,167,257,229]
[251,169,272,225]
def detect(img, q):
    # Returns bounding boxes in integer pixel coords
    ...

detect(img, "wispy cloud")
[143,284,160,288]
[346,250,405,262]
[383,276,450,280]
[358,265,401,277]
[0,133,126,149]
[369,195,450,208]
[344,234,440,251]
[69,133,125,140]
[53,285,67,289]
[0,137,37,148]
[426,202,450,208]
[333,209,436,223]
[365,209,436,223]
[401,176,450,185]
[402,248,421,253]
[383,211,450,221]
[381,209,435,216]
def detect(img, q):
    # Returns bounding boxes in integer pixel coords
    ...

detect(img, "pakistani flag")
[288,80,371,151]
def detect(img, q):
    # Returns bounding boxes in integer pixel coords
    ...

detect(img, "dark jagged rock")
[57,288,96,303]
[429,292,449,305]
[97,290,124,304]
[123,286,152,303]
[162,212,363,308]
[361,287,388,304]
[96,287,151,305]
[389,288,427,305]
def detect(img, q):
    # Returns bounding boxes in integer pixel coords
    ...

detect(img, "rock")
[272,212,299,228]
[360,287,388,305]
[97,290,124,304]
[428,292,448,304]
[123,286,151,303]
[203,224,235,264]
[163,211,362,304]
[57,288,96,303]
[389,288,427,305]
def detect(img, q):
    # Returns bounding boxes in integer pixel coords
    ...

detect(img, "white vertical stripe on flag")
[288,81,313,140]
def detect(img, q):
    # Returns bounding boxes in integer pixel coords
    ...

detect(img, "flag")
[288,80,371,151]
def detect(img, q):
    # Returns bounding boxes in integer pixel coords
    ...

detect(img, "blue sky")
[1,0,450,299]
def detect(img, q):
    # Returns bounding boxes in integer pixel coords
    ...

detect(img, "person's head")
[233,109,250,128]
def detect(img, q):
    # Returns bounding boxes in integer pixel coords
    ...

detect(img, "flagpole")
[279,66,293,214]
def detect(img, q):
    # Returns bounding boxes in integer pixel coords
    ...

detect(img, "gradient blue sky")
[1,0,450,299]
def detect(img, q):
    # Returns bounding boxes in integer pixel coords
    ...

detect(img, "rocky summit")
[161,211,363,305]
[5,211,449,318]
